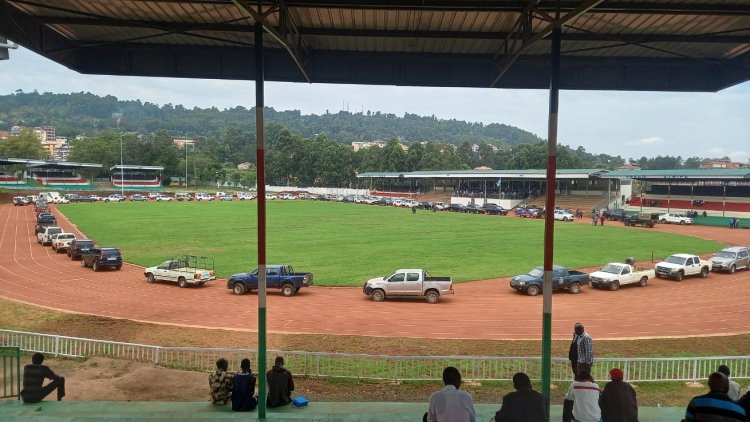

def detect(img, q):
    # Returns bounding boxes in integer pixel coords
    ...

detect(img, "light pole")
[120,136,124,196]
[185,143,188,189]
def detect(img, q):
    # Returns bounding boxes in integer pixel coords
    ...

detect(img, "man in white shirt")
[718,365,741,401]
[564,370,601,422]
[426,366,476,422]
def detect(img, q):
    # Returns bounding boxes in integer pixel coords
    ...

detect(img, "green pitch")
[58,201,724,286]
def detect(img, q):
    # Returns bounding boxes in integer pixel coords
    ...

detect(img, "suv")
[659,213,693,225]
[482,203,509,215]
[711,247,750,274]
[175,192,193,201]
[38,226,63,245]
[67,239,95,260]
[81,247,123,271]
[195,193,213,201]
[603,209,627,221]
[13,196,25,206]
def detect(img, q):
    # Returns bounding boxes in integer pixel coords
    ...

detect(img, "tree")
[379,139,406,172]
[0,128,46,159]
[456,141,474,168]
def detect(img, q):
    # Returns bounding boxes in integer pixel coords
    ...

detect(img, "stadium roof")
[602,169,750,179]
[30,161,102,169]
[110,165,164,171]
[2,1,750,92]
[0,158,46,166]
[359,169,606,179]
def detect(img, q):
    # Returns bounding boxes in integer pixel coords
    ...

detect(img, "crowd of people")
[18,330,750,422]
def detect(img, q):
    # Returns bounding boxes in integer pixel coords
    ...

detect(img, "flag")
[495,178,502,187]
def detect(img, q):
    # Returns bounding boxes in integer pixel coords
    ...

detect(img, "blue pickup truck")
[227,264,313,297]
[510,265,590,296]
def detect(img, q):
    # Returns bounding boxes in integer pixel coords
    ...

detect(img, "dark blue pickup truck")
[227,264,313,297]
[510,265,590,296]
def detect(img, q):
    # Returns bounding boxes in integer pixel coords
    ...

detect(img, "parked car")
[81,247,123,271]
[710,247,750,274]
[144,256,216,288]
[218,194,233,201]
[155,195,174,202]
[195,193,213,201]
[67,239,95,260]
[51,233,77,253]
[589,260,655,290]
[278,193,296,200]
[447,203,465,212]
[35,217,57,234]
[554,209,574,221]
[464,204,484,214]
[227,264,313,296]
[104,194,125,202]
[88,195,102,202]
[148,192,162,200]
[362,269,453,304]
[654,254,712,281]
[510,265,590,296]
[237,192,256,200]
[175,192,193,201]
[37,226,63,245]
[623,212,658,228]
[13,196,25,206]
[515,208,541,218]
[265,193,278,200]
[659,213,693,225]
[482,203,509,215]
[71,195,96,203]
[129,194,147,202]
[603,209,627,221]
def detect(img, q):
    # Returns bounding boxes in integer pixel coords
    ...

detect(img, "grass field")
[58,201,725,286]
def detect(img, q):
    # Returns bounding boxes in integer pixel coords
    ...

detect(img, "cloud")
[630,137,665,146]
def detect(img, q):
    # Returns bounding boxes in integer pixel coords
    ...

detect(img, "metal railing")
[0,346,21,399]
[2,329,748,383]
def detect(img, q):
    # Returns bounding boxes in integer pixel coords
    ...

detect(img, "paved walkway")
[0,401,685,421]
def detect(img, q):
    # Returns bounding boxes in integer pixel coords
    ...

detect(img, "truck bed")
[425,276,451,282]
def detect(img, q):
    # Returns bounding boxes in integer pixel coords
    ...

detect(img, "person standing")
[209,357,234,405]
[600,214,606,226]
[20,352,65,403]
[717,365,741,401]
[599,368,638,422]
[494,372,548,422]
[564,370,601,422]
[684,372,746,422]
[232,358,258,412]
[570,323,594,377]
[267,356,295,408]
[426,367,476,422]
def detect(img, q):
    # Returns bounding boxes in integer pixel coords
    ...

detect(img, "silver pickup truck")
[362,268,453,304]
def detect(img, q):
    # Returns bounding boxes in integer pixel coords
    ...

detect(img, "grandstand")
[29,162,100,190]
[0,158,45,188]
[110,165,164,190]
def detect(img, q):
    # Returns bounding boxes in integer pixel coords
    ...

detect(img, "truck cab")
[655,254,712,281]
[227,264,313,297]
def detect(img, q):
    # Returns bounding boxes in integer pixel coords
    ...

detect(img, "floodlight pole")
[255,18,268,420]
[541,4,562,415]
[120,137,124,196]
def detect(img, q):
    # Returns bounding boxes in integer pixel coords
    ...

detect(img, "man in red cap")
[599,367,638,422]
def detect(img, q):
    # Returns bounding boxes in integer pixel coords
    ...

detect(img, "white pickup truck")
[144,256,216,288]
[51,233,77,253]
[554,209,574,221]
[589,262,655,290]
[362,269,453,304]
[658,213,693,225]
[655,254,712,281]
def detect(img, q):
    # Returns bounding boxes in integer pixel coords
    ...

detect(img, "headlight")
[518,281,526,286]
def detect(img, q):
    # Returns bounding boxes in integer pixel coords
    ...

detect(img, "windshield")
[715,251,737,259]
[601,264,623,274]
[59,234,75,239]
[665,256,686,265]
[78,241,93,247]
[528,268,544,277]
[49,228,62,234]
[102,249,120,257]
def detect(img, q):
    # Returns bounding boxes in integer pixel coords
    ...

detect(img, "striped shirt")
[685,392,746,422]
[565,380,601,422]
[576,332,594,365]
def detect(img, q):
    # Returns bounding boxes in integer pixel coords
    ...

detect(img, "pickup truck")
[655,254,712,281]
[145,256,216,288]
[659,213,693,225]
[37,226,63,245]
[51,233,76,253]
[623,212,658,228]
[589,262,655,290]
[362,269,453,304]
[510,265,590,296]
[227,264,313,296]
[554,209,574,221]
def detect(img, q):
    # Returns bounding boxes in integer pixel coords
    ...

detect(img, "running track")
[1,204,748,340]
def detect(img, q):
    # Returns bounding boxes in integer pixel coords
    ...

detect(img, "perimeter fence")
[2,329,749,383]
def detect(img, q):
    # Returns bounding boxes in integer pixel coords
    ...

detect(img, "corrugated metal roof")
[602,169,750,178]
[2,1,750,90]
[359,169,607,179]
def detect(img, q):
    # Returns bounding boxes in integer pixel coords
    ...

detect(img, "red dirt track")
[1,204,749,341]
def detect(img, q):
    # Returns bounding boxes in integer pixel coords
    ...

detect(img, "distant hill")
[0,91,543,146]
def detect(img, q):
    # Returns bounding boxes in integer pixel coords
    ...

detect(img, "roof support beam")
[232,0,311,83]
[491,0,604,87]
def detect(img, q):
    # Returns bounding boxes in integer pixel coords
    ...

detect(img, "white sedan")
[554,210,574,221]
[265,194,277,200]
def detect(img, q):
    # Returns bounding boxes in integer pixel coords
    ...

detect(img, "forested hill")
[0,91,543,146]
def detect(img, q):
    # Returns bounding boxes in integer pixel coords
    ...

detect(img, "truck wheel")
[232,284,246,295]
[281,284,295,297]
[371,289,385,302]
[80,259,86,267]
[146,273,155,283]
[569,282,581,294]
[425,290,440,304]
[178,277,188,288]
[526,285,540,296]
[638,277,648,287]
[729,265,736,274]
[647,222,654,228]
[679,220,685,225]
[93,261,99,272]
[660,219,667,224]
[609,281,620,291]
[675,271,684,281]
[699,267,709,278]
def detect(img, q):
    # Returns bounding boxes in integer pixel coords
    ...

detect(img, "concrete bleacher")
[0,401,684,421]
[630,195,750,213]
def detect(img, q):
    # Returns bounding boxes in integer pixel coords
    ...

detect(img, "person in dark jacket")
[600,368,638,422]
[266,356,295,408]
[21,352,65,403]
[231,358,258,412]
[682,372,746,422]
[494,372,548,422]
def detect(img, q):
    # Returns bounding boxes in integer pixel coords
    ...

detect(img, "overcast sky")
[1,47,749,163]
